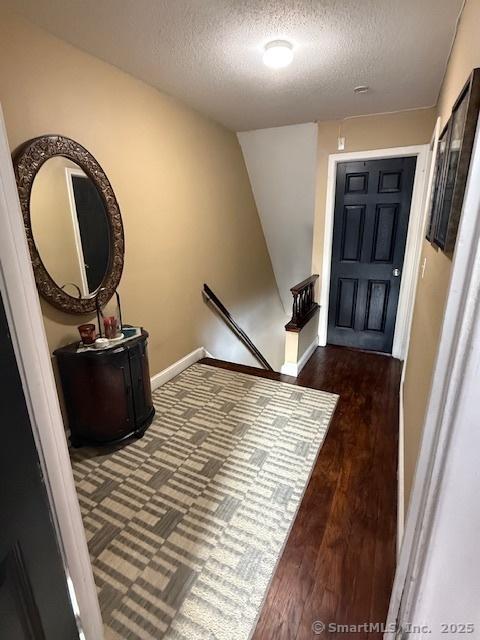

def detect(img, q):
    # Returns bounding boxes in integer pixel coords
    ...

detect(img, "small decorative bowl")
[94,338,110,350]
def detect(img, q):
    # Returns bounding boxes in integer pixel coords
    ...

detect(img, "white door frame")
[65,166,90,298]
[318,145,430,359]
[397,120,442,551]
[0,106,103,639]
[386,114,480,637]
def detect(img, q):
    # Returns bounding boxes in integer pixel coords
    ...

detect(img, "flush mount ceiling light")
[263,40,294,69]
[354,85,369,94]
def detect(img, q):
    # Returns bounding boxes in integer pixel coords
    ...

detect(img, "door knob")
[393,268,401,277]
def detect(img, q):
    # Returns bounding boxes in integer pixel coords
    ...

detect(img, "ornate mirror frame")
[13,135,124,314]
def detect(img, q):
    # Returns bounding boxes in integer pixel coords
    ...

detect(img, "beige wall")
[30,156,84,294]
[403,0,480,509]
[0,10,286,374]
[312,108,436,280]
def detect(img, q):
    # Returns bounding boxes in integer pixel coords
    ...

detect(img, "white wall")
[408,315,480,638]
[237,123,317,313]
[201,290,286,372]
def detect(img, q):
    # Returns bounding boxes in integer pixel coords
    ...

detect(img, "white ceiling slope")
[238,124,317,313]
[5,0,463,131]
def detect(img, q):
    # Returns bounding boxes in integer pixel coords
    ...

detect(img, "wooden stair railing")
[203,284,273,371]
[285,274,319,332]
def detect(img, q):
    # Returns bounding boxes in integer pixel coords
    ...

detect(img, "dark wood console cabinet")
[54,330,155,447]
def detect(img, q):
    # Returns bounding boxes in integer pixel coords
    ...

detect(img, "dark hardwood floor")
[201,345,402,639]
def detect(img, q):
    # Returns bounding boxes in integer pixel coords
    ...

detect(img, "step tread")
[199,357,297,384]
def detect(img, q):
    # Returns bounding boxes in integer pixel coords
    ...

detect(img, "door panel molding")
[319,144,430,359]
[340,205,365,262]
[335,278,358,328]
[364,279,390,332]
[371,203,398,263]
[0,543,46,640]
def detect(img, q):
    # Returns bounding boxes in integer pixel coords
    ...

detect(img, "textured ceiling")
[4,0,463,131]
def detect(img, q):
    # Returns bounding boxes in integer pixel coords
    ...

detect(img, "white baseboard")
[280,361,298,376]
[281,336,319,377]
[151,347,208,390]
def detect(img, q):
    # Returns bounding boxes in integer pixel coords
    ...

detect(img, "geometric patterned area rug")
[71,363,338,640]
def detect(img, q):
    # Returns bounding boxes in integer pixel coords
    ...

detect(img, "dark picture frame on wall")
[426,123,449,243]
[426,68,480,257]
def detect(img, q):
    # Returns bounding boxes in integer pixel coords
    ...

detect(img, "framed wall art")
[426,68,480,257]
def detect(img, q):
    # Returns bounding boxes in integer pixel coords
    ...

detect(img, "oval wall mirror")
[13,135,124,314]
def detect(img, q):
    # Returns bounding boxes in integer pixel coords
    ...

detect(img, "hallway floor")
[71,360,338,639]
[203,345,402,640]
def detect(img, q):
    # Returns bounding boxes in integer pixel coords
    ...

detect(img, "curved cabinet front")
[54,330,154,447]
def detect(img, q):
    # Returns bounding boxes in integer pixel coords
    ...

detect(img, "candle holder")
[95,289,123,339]
[77,323,96,345]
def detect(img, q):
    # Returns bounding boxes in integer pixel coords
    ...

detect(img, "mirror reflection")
[30,156,110,298]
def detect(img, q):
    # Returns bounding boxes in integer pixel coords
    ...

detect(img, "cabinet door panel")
[128,340,153,427]
[60,347,135,443]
